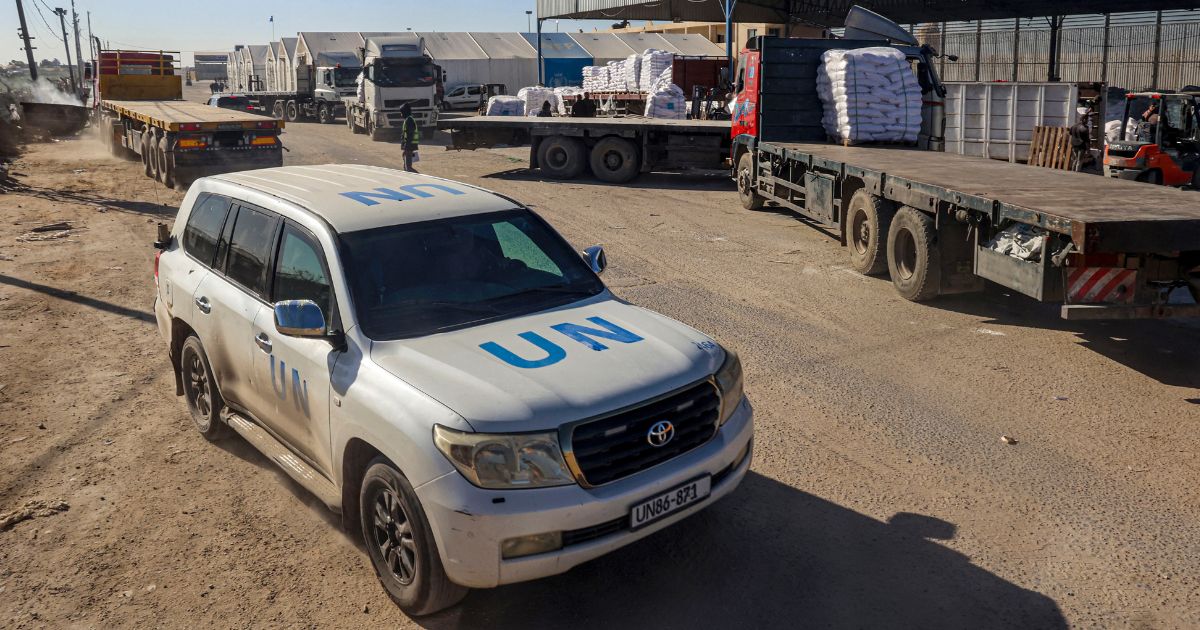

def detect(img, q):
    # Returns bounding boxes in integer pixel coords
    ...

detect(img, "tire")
[589,136,640,183]
[147,133,161,181]
[142,133,154,177]
[886,206,941,302]
[318,104,332,124]
[369,118,386,142]
[846,190,895,275]
[360,458,467,616]
[180,336,227,441]
[272,101,285,120]
[158,137,176,189]
[285,100,299,122]
[736,152,766,210]
[537,135,586,179]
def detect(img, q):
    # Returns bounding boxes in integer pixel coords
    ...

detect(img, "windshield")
[216,96,250,109]
[334,67,359,88]
[373,59,437,87]
[340,209,605,340]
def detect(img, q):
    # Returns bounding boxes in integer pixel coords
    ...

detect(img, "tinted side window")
[182,195,230,267]
[225,206,277,297]
[273,225,333,327]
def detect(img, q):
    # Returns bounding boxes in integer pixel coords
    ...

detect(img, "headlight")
[715,348,744,425]
[433,425,576,489]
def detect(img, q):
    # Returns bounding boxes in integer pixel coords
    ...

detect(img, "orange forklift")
[1104,91,1200,188]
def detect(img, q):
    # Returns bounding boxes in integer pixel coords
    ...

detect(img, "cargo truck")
[244,52,360,123]
[345,35,441,141]
[731,9,1200,320]
[95,50,283,188]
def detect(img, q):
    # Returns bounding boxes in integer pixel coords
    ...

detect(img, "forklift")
[1104,91,1200,188]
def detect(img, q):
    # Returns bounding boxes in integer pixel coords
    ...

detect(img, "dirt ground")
[1,86,1199,629]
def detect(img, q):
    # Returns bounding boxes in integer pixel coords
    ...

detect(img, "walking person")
[400,103,420,173]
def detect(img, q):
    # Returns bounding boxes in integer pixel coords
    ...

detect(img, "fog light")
[501,531,562,559]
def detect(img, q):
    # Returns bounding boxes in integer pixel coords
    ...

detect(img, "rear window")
[225,206,277,297]
[182,195,230,267]
[216,96,251,109]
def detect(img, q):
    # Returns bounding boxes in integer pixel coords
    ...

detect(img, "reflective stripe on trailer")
[1067,267,1137,304]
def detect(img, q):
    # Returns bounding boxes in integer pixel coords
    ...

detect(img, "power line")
[29,0,64,43]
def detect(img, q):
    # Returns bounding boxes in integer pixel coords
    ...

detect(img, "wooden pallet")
[1028,126,1073,170]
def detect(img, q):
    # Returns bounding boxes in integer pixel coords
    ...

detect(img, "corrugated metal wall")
[919,12,1200,91]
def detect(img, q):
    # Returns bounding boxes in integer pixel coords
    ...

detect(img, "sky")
[1,0,624,65]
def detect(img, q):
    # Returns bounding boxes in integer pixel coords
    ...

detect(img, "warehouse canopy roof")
[614,32,678,54]
[469,32,538,59]
[281,37,297,60]
[296,32,365,62]
[248,45,269,65]
[522,32,591,59]
[420,32,489,61]
[538,0,1200,26]
[659,33,725,57]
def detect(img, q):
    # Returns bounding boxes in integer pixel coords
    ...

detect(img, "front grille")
[384,98,430,109]
[569,380,720,486]
[562,516,626,547]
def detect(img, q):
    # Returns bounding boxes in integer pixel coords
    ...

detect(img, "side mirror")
[274,299,326,337]
[582,245,607,274]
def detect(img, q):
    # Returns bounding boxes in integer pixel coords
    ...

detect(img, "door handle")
[194,296,211,314]
[255,332,272,354]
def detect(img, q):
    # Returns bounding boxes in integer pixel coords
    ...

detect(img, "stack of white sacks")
[645,67,686,119]
[485,95,524,116]
[582,66,607,92]
[622,54,642,92]
[639,50,673,91]
[816,47,922,143]
[518,86,561,116]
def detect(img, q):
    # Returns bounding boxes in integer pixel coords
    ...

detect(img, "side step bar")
[1061,303,1200,320]
[223,411,341,512]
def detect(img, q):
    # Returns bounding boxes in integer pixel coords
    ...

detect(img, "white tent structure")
[659,33,726,57]
[247,45,269,91]
[568,33,637,66]
[420,32,490,89]
[279,37,298,92]
[469,32,539,92]
[614,32,679,54]
[265,41,283,91]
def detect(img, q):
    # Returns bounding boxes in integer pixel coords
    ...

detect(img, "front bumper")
[379,107,437,128]
[415,396,754,588]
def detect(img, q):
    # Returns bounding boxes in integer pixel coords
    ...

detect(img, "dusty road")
[1,87,1198,628]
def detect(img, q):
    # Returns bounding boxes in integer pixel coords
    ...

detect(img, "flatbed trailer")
[96,51,282,189]
[438,115,731,183]
[243,90,345,123]
[730,32,1200,320]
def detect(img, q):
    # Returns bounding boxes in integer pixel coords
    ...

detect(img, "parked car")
[206,94,264,114]
[441,83,483,111]
[152,165,753,615]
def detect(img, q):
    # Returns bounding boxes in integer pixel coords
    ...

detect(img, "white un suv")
[153,164,753,615]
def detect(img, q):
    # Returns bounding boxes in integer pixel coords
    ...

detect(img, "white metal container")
[943,82,1079,163]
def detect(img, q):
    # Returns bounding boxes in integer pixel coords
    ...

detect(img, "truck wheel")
[538,135,586,179]
[847,190,895,275]
[737,152,766,210]
[147,133,161,180]
[180,336,227,441]
[158,137,176,189]
[272,101,285,120]
[360,458,467,616]
[589,137,640,183]
[886,206,941,302]
[284,101,300,122]
[369,118,386,142]
[318,104,332,124]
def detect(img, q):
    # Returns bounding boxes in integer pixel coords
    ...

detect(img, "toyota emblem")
[647,421,675,447]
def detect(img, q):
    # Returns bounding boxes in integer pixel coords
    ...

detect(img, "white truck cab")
[345,35,440,141]
[153,165,753,615]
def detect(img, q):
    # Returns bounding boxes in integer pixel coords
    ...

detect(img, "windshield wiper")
[500,284,599,300]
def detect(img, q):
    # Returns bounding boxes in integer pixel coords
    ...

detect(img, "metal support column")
[724,0,737,71]
[1101,13,1110,83]
[974,20,982,82]
[536,18,543,86]
[1011,18,1020,82]
[1047,16,1062,82]
[1151,10,1163,90]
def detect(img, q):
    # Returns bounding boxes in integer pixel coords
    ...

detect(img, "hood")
[369,296,725,433]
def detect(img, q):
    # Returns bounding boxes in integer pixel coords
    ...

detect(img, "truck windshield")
[334,67,359,88]
[372,60,437,88]
[339,209,605,340]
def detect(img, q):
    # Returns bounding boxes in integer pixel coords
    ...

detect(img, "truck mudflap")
[172,146,283,181]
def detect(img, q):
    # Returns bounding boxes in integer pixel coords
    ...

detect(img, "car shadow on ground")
[10,182,176,217]
[931,286,1200,390]
[420,471,1066,629]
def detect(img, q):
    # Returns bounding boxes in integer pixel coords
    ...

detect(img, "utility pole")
[71,0,83,88]
[14,0,38,80]
[54,7,77,88]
